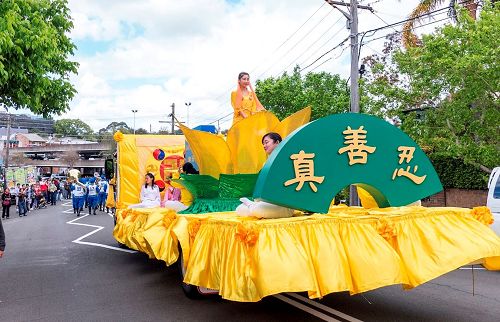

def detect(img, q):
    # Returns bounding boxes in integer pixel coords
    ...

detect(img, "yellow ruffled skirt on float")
[113,206,500,302]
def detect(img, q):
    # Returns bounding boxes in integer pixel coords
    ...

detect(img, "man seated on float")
[237,132,294,219]
[161,175,188,212]
[128,173,161,209]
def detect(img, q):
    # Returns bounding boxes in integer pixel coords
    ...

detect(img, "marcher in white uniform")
[128,173,161,209]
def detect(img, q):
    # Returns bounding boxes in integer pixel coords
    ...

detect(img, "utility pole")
[3,109,11,188]
[159,102,182,134]
[325,0,373,206]
[170,103,175,134]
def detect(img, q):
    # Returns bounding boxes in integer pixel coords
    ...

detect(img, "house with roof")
[16,133,47,147]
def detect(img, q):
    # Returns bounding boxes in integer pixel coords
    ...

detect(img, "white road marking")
[459,267,486,270]
[64,202,136,254]
[284,292,363,322]
[273,294,342,321]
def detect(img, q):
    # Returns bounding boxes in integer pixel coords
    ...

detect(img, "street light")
[131,109,138,134]
[185,102,191,127]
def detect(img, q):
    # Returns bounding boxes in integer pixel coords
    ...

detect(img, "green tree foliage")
[255,66,350,120]
[54,119,94,138]
[0,0,78,116]
[363,4,499,173]
[98,121,132,135]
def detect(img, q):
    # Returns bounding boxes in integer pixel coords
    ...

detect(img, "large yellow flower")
[180,107,311,178]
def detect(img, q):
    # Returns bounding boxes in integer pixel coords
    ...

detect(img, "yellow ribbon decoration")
[471,206,494,226]
[113,130,124,142]
[376,217,397,240]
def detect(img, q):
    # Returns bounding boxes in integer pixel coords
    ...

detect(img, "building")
[16,133,47,147]
[0,112,54,134]
[8,142,113,177]
[0,128,28,150]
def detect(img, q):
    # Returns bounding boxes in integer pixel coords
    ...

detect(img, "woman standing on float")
[231,72,266,125]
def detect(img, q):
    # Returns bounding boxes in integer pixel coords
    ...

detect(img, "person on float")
[181,162,199,175]
[128,173,161,209]
[237,132,293,219]
[161,176,188,212]
[261,132,282,156]
[71,179,87,217]
[86,177,100,215]
[231,72,266,125]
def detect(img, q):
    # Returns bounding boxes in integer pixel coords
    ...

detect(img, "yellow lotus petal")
[273,106,311,138]
[179,124,232,179]
[227,111,280,174]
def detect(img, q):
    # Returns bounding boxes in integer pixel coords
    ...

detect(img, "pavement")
[0,201,499,322]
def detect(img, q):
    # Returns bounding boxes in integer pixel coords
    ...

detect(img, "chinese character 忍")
[392,146,427,184]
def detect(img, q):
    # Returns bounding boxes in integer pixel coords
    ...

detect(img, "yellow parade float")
[112,106,500,302]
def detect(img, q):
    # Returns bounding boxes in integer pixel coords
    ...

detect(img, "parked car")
[487,167,500,235]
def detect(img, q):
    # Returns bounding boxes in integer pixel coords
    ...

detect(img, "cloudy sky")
[45,0,446,132]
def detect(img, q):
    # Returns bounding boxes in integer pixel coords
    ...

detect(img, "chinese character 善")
[338,126,376,165]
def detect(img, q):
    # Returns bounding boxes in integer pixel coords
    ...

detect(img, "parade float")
[112,108,500,302]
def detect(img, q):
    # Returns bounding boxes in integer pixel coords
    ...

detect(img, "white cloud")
[62,0,440,132]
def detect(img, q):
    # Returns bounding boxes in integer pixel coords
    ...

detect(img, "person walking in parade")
[86,177,99,215]
[97,176,108,212]
[71,179,86,216]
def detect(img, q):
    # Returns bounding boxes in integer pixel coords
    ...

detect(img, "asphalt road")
[0,201,499,322]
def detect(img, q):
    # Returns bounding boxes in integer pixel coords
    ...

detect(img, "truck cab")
[487,167,500,235]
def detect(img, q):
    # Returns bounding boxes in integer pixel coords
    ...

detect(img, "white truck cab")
[487,167,500,235]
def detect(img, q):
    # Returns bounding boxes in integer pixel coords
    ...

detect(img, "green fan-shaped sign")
[253,113,442,213]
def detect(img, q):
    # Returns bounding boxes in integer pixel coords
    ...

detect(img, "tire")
[177,245,203,299]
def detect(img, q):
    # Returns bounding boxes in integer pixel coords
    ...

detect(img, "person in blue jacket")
[97,177,108,212]
[86,177,100,215]
[71,179,87,217]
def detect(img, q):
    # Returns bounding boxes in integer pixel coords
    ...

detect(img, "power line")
[273,15,344,78]
[254,7,335,80]
[299,36,349,72]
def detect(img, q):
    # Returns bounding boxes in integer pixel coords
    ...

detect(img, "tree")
[135,128,148,134]
[98,121,132,135]
[255,66,350,121]
[0,0,78,116]
[59,150,80,168]
[54,119,94,138]
[363,4,499,173]
[402,0,480,47]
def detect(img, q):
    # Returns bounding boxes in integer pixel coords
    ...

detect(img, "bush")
[429,154,488,190]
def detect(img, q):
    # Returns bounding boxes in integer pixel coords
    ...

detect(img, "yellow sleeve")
[231,91,239,112]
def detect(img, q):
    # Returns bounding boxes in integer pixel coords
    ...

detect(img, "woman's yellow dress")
[231,91,260,125]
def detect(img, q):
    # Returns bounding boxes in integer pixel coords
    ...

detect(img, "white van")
[486,167,500,235]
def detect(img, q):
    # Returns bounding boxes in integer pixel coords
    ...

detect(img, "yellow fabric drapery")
[113,206,500,302]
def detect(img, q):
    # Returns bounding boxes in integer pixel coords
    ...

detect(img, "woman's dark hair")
[144,172,156,188]
[262,132,282,144]
[238,72,249,80]
[182,162,199,175]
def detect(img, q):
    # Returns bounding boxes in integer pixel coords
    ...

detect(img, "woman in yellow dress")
[231,72,265,125]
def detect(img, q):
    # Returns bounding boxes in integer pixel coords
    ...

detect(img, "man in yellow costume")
[231,72,266,125]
